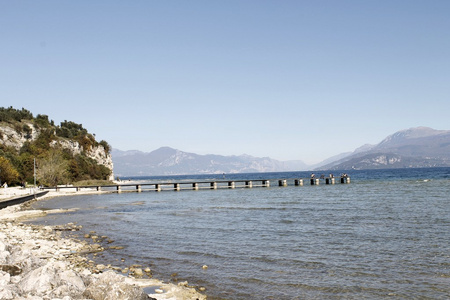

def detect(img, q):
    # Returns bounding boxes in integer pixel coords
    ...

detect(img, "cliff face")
[0,121,40,151]
[49,138,114,177]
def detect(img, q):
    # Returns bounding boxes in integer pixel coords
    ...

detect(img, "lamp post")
[33,158,37,198]
[34,158,36,188]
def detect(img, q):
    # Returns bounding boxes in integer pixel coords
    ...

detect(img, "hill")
[317,127,450,170]
[112,147,307,176]
[0,107,113,186]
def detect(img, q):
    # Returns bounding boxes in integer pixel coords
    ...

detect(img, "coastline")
[0,188,206,300]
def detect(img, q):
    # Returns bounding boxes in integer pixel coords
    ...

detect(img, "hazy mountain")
[316,127,450,170]
[311,151,352,169]
[112,147,308,176]
[112,127,450,175]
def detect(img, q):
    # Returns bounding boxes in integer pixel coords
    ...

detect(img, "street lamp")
[34,158,36,188]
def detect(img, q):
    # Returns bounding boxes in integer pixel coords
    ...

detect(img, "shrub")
[36,150,70,186]
[99,140,111,154]
[35,114,54,128]
[0,156,20,185]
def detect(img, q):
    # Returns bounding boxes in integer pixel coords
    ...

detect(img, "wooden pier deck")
[43,176,350,193]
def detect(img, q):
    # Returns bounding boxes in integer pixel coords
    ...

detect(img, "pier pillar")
[210,182,217,190]
[174,183,181,191]
[310,178,320,185]
[262,180,270,187]
[245,181,253,188]
[193,183,199,190]
[340,176,350,184]
[155,184,161,192]
[136,185,142,192]
[294,179,303,186]
[117,185,122,193]
[76,187,80,192]
[326,178,335,185]
[228,181,235,189]
[278,179,287,187]
[97,186,102,191]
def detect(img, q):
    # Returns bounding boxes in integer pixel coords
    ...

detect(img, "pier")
[43,176,350,193]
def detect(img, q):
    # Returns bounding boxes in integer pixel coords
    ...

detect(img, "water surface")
[29,168,450,299]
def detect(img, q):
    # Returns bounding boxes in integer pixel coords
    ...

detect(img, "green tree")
[17,153,35,184]
[0,156,20,185]
[36,150,69,186]
[68,154,111,182]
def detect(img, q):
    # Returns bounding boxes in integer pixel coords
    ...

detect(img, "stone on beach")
[0,205,150,300]
[0,200,207,300]
[83,270,149,300]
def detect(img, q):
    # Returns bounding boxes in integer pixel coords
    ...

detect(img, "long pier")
[44,176,350,193]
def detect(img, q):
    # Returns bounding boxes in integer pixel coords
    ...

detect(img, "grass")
[72,180,114,187]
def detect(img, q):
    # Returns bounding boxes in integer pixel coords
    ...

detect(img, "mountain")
[112,147,308,176]
[317,127,450,170]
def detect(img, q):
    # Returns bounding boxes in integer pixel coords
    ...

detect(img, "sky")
[1,1,449,165]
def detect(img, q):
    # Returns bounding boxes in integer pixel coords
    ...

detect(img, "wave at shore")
[0,192,206,300]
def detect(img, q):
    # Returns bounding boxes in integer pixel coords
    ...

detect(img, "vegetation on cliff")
[0,107,112,186]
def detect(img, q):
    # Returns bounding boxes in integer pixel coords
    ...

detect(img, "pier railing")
[43,176,350,193]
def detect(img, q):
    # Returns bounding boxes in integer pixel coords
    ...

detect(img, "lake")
[29,168,450,299]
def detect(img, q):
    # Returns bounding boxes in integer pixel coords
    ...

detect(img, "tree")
[36,150,69,186]
[0,156,20,185]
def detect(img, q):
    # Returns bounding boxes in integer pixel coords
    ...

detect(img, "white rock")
[0,270,11,285]
[0,288,14,300]
[19,263,58,295]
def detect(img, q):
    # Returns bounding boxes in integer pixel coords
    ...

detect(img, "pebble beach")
[0,187,206,300]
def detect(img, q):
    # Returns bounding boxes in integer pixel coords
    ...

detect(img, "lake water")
[29,168,450,299]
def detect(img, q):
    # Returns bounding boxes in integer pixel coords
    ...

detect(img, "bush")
[99,140,111,154]
[0,107,33,123]
[68,154,111,182]
[0,156,20,185]
[36,150,70,186]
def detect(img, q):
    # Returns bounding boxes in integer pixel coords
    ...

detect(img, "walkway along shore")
[0,189,207,300]
[0,191,49,209]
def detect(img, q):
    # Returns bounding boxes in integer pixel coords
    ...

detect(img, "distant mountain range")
[112,147,307,177]
[112,127,450,176]
[316,127,450,170]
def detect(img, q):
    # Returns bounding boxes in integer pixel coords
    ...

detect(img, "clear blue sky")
[1,1,449,164]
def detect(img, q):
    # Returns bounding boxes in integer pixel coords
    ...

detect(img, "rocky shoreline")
[0,194,206,300]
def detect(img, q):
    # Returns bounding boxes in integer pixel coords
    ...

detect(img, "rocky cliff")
[0,107,113,184]
[1,122,113,179]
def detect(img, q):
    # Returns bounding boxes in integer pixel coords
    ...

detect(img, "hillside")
[0,107,113,186]
[317,127,450,170]
[112,147,307,176]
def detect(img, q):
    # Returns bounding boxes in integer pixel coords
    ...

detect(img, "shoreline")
[0,188,206,300]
